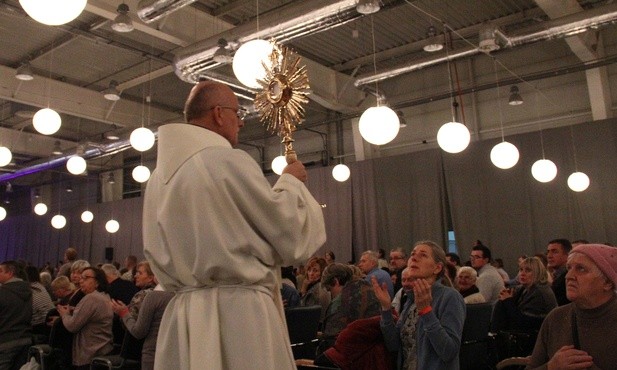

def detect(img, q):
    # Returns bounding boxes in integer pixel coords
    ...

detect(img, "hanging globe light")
[531,159,557,183]
[34,202,48,216]
[20,0,87,26]
[33,108,61,135]
[0,146,12,167]
[567,172,590,192]
[81,210,94,223]
[271,155,287,176]
[0,206,6,221]
[66,155,87,175]
[437,121,470,153]
[490,141,520,169]
[232,40,273,89]
[132,165,151,183]
[51,214,66,229]
[106,219,120,233]
[359,106,400,145]
[332,164,351,182]
[130,127,155,152]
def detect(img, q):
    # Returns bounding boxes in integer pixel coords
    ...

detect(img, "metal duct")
[355,2,617,87]
[0,137,152,183]
[137,0,198,23]
[174,0,360,83]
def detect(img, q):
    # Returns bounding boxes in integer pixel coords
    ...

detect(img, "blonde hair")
[520,257,548,285]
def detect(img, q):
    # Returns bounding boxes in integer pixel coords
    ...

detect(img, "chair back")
[119,331,144,361]
[285,305,322,345]
[460,302,495,370]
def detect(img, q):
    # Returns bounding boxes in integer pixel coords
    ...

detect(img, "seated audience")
[0,261,33,370]
[101,263,139,305]
[471,244,505,303]
[300,257,331,324]
[492,258,510,283]
[377,249,389,269]
[324,250,336,265]
[57,267,113,370]
[39,271,54,297]
[111,283,174,370]
[456,266,486,304]
[25,265,55,337]
[317,263,380,355]
[527,244,617,370]
[491,257,557,360]
[50,275,76,305]
[373,241,466,370]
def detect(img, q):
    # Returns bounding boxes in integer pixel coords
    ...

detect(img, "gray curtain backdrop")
[2,119,616,273]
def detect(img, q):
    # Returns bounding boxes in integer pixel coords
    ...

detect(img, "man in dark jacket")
[0,261,33,370]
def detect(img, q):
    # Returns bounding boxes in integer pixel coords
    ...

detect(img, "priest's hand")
[283,160,307,182]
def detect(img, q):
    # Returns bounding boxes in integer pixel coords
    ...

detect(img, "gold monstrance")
[254,42,310,164]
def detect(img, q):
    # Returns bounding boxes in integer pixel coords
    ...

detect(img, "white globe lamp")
[567,172,590,192]
[332,164,351,182]
[20,0,87,26]
[531,159,557,183]
[51,214,66,229]
[271,155,287,176]
[490,141,520,169]
[130,127,155,152]
[232,40,273,89]
[33,108,61,135]
[132,165,151,183]
[66,155,87,175]
[81,210,94,223]
[34,202,48,216]
[106,219,120,233]
[359,106,400,145]
[0,206,6,221]
[0,146,12,167]
[437,121,470,153]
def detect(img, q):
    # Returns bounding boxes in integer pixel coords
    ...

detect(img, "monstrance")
[254,41,310,164]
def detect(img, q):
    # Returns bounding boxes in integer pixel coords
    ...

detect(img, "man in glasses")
[143,81,326,370]
[470,244,504,303]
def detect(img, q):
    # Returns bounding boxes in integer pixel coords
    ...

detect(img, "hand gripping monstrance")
[254,42,310,164]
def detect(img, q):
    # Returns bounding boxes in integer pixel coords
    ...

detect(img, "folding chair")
[90,331,143,370]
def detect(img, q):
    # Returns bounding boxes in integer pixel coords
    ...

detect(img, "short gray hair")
[101,263,120,277]
[70,260,90,273]
[457,266,478,282]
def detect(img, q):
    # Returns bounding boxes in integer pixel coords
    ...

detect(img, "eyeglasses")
[80,275,96,281]
[469,255,484,260]
[389,256,404,261]
[207,106,248,120]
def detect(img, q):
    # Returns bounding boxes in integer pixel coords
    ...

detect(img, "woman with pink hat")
[527,244,617,369]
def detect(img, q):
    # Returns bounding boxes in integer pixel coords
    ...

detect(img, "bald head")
[183,81,244,145]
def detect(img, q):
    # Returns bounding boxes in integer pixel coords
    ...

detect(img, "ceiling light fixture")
[15,62,34,81]
[508,85,523,106]
[51,214,66,229]
[0,146,12,167]
[437,28,470,153]
[52,140,63,155]
[132,165,151,183]
[81,210,94,223]
[136,0,197,23]
[33,40,61,135]
[359,16,399,146]
[213,38,233,64]
[34,202,48,216]
[66,146,87,175]
[19,0,87,26]
[130,127,155,151]
[531,92,557,183]
[356,0,380,15]
[103,80,121,101]
[423,25,443,52]
[0,206,6,221]
[397,111,407,128]
[65,185,73,193]
[489,58,519,169]
[111,3,134,33]
[332,164,350,182]
[106,219,120,233]
[478,24,500,53]
[567,126,589,192]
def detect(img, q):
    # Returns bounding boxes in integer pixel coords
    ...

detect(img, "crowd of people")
[0,249,171,370]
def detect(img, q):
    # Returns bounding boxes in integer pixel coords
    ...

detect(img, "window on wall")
[448,231,457,253]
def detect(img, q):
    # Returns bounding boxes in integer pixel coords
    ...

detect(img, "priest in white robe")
[143,81,326,370]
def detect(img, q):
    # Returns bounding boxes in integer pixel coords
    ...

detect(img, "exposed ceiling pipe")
[0,136,154,183]
[173,0,360,83]
[355,2,617,87]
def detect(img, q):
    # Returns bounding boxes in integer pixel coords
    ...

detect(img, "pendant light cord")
[370,15,380,105]
[493,58,505,142]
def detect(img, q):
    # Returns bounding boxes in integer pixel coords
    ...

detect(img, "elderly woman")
[57,267,113,370]
[300,257,331,324]
[491,257,557,333]
[372,240,466,370]
[50,275,76,305]
[68,260,90,306]
[527,244,617,369]
[456,266,486,304]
